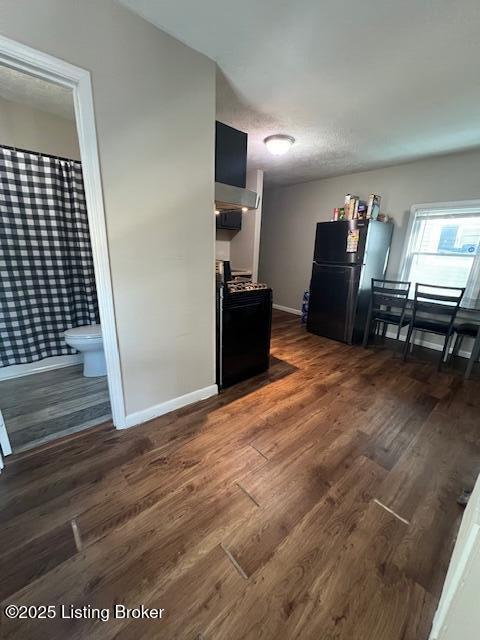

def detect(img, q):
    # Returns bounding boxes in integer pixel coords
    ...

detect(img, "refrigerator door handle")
[314,261,356,269]
[382,246,391,276]
[345,269,359,343]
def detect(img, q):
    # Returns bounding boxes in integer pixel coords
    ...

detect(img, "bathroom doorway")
[0,37,124,456]
[0,67,112,452]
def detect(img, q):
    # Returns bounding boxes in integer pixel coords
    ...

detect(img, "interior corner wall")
[0,95,80,159]
[259,148,480,311]
[215,229,233,261]
[0,0,216,417]
[230,169,264,280]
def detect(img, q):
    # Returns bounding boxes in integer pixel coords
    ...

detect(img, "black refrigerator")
[307,219,393,344]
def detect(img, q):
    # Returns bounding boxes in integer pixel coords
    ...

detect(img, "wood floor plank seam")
[249,443,268,460]
[235,482,261,508]
[220,542,249,580]
[373,498,410,526]
[70,517,83,552]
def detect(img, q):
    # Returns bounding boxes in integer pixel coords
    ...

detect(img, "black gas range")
[225,281,270,293]
[216,262,272,389]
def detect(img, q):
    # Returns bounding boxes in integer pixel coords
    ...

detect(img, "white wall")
[0,95,80,159]
[260,148,480,311]
[215,169,264,279]
[0,0,216,416]
[215,229,233,261]
[230,169,264,281]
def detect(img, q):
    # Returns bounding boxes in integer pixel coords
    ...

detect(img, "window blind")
[401,204,480,309]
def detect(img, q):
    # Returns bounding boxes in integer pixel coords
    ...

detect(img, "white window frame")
[399,199,480,293]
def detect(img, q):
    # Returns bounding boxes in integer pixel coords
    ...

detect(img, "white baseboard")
[120,383,218,430]
[273,304,302,316]
[385,327,472,359]
[270,308,473,359]
[0,354,82,381]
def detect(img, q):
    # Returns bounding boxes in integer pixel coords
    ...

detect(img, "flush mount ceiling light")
[264,134,295,156]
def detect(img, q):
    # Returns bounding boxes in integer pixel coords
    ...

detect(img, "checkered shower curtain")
[0,147,99,367]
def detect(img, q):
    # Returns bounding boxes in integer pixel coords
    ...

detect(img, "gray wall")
[1,0,216,415]
[260,148,480,310]
[0,96,80,159]
[229,169,263,280]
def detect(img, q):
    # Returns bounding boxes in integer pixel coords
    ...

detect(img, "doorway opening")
[0,36,125,462]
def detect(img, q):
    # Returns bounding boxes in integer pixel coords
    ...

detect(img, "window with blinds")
[401,203,480,307]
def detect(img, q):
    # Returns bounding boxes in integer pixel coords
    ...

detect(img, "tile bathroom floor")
[0,364,111,452]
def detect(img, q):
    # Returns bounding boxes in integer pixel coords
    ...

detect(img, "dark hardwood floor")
[1,309,479,639]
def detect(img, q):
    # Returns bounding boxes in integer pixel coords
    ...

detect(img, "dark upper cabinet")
[215,121,247,188]
[216,210,242,231]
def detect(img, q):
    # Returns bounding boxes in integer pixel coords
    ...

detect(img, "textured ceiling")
[0,66,75,121]
[120,0,480,185]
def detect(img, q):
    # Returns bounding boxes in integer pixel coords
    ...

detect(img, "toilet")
[63,324,107,377]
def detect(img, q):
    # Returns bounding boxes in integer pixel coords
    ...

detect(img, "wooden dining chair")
[362,278,411,348]
[403,283,465,370]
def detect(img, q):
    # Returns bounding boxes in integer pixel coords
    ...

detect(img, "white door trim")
[429,473,480,639]
[0,410,12,458]
[0,35,126,428]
